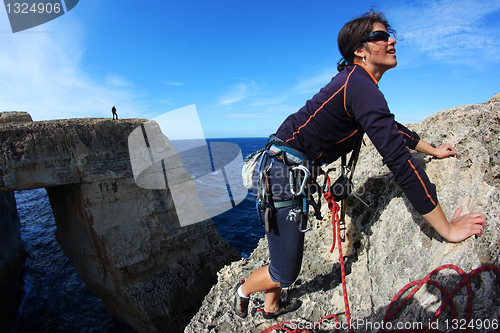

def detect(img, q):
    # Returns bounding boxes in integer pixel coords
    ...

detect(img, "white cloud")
[105,74,135,87]
[224,112,264,119]
[291,68,336,95]
[388,0,500,67]
[0,13,144,121]
[250,95,287,106]
[163,81,184,86]
[223,104,298,119]
[218,79,258,106]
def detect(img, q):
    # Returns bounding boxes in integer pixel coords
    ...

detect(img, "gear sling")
[254,136,362,235]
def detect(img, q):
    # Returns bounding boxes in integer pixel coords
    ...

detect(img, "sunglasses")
[362,30,391,43]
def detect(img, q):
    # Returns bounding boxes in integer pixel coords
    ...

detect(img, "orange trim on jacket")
[286,84,347,144]
[353,62,379,86]
[408,159,437,206]
[286,66,360,145]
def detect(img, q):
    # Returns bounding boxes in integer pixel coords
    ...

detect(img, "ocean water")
[11,137,268,332]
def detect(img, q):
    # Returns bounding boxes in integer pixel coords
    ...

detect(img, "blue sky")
[1,0,499,138]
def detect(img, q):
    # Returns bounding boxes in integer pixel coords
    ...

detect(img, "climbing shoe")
[261,299,302,319]
[233,281,250,318]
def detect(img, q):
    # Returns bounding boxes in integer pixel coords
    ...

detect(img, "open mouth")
[387,49,396,54]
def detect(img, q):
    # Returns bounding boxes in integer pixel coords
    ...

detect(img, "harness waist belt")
[268,137,312,166]
[274,198,302,209]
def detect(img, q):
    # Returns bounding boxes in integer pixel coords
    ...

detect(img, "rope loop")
[381,264,500,333]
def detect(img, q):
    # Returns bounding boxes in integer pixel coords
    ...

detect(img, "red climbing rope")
[324,175,354,333]
[381,264,500,333]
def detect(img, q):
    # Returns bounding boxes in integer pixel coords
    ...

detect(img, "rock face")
[0,117,240,332]
[0,111,30,331]
[0,191,25,331]
[186,95,500,332]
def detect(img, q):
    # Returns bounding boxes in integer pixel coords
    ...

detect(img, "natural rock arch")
[0,116,239,332]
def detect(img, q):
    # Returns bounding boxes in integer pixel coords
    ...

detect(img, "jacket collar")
[353,62,379,86]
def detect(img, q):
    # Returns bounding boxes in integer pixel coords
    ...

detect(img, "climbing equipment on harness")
[289,165,310,196]
[257,137,500,333]
[242,148,265,189]
[334,137,363,242]
[254,136,321,233]
[256,149,275,233]
[255,138,363,331]
[289,165,312,232]
[255,135,364,235]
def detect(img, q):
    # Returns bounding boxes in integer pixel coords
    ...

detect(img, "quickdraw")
[256,150,276,233]
[289,165,312,233]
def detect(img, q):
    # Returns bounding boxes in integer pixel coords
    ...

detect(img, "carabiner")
[338,219,346,242]
[299,217,312,233]
[298,197,312,233]
[289,165,311,196]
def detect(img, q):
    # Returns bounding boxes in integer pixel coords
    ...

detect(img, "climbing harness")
[254,137,321,234]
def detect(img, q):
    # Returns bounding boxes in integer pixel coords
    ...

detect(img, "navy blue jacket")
[275,63,437,215]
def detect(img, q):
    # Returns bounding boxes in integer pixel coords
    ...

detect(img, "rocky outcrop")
[0,111,32,124]
[0,111,30,331]
[0,191,25,331]
[186,94,500,332]
[0,117,240,332]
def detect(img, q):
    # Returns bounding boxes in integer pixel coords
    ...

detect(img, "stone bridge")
[0,113,239,332]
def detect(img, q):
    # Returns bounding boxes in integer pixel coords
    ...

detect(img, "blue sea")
[11,137,268,332]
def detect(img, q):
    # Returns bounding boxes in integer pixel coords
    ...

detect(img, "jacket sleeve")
[346,76,437,215]
[395,122,420,150]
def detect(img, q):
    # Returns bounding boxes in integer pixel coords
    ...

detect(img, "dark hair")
[337,9,395,71]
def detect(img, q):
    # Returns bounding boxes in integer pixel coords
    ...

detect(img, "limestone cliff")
[0,111,30,331]
[0,191,25,330]
[186,94,500,332]
[0,117,240,332]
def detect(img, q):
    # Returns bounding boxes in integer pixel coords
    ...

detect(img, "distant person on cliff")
[112,105,118,120]
[234,9,487,320]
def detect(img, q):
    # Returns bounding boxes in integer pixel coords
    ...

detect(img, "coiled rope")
[260,175,500,333]
[381,264,500,333]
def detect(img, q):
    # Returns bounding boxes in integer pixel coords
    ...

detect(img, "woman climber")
[234,9,487,320]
